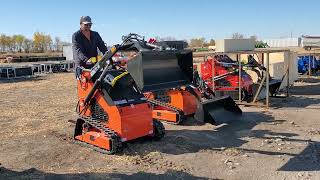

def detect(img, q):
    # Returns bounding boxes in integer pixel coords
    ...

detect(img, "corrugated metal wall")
[216,39,255,52]
[302,37,320,47]
[262,38,301,48]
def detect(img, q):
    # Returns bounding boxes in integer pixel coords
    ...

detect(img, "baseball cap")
[80,16,92,25]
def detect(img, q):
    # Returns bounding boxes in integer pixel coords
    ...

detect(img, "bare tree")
[0,35,16,52]
[23,38,33,53]
[54,37,63,52]
[0,34,6,52]
[208,39,215,46]
[13,35,25,52]
[189,37,206,47]
[250,35,258,41]
[232,32,244,39]
[7,36,15,52]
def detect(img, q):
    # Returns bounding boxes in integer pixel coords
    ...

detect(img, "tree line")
[188,33,268,48]
[0,32,69,53]
[0,32,268,53]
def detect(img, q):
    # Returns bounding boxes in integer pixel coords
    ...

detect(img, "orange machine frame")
[75,71,154,150]
[146,89,198,124]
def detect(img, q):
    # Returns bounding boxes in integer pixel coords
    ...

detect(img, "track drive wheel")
[109,135,123,154]
[74,118,85,138]
[176,114,186,125]
[152,120,165,140]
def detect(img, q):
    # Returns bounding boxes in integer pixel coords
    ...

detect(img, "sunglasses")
[83,23,92,27]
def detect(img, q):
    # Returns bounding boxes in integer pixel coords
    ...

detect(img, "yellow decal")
[111,72,129,87]
[89,57,97,63]
[111,46,117,53]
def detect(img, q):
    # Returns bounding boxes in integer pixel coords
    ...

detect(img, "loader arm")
[83,33,153,105]
[83,45,120,105]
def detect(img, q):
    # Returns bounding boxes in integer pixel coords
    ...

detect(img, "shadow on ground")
[272,96,320,108]
[122,111,320,172]
[279,141,320,171]
[290,77,320,96]
[271,77,320,108]
[0,167,213,180]
[297,76,320,84]
[123,112,300,157]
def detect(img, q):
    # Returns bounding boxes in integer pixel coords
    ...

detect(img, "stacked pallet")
[4,56,66,63]
[0,61,75,79]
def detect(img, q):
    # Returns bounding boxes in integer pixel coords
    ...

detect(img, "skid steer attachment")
[268,79,282,96]
[127,48,242,125]
[194,96,242,125]
[127,50,193,92]
[252,78,283,100]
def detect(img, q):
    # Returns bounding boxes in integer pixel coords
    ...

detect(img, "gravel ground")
[0,73,320,180]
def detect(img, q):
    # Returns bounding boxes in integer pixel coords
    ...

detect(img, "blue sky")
[0,0,319,44]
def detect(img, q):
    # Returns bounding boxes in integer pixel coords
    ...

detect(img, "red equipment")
[200,55,254,100]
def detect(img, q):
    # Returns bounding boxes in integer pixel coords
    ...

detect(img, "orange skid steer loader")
[74,34,165,154]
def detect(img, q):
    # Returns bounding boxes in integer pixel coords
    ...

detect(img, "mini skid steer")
[74,34,165,154]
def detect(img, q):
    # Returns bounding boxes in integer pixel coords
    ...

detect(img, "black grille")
[92,103,108,122]
[154,91,171,103]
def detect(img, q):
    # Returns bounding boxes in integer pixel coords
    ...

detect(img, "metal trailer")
[201,49,291,108]
[0,61,75,80]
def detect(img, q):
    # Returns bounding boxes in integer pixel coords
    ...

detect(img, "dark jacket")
[72,30,108,68]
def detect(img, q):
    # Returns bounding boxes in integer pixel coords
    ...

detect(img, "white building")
[63,45,73,61]
[262,38,302,48]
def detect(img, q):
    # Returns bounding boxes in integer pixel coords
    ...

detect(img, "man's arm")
[72,33,88,67]
[96,32,108,54]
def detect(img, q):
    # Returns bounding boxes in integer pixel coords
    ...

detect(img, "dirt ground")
[0,73,320,180]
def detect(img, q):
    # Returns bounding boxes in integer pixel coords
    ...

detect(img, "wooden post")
[253,74,266,103]
[238,54,242,102]
[286,56,290,97]
[266,52,270,108]
[212,54,215,94]
[309,54,311,77]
